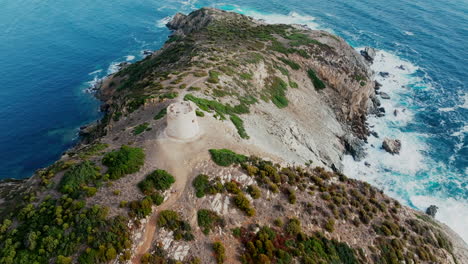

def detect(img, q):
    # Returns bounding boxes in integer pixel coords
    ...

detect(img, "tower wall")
[166,101,199,139]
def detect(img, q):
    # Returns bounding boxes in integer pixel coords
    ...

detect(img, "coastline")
[0,6,466,263]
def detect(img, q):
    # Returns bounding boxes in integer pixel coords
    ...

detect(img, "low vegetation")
[58,161,101,198]
[197,209,224,235]
[133,122,150,135]
[138,169,175,195]
[209,149,247,166]
[157,210,194,241]
[212,242,226,264]
[308,69,326,90]
[102,145,145,179]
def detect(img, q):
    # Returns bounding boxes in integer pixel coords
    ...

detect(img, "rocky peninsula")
[0,8,467,264]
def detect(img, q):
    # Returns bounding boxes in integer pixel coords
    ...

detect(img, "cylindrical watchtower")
[166,101,200,139]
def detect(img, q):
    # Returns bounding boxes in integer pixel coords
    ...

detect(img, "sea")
[0,0,466,243]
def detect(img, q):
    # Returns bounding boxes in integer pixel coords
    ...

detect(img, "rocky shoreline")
[0,7,466,264]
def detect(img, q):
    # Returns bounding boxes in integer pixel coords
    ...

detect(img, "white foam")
[88,69,102,75]
[411,195,468,243]
[157,16,173,28]
[107,61,121,75]
[216,4,330,32]
[344,48,468,243]
[126,55,135,61]
[403,31,415,36]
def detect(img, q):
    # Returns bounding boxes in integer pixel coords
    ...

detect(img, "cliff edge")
[0,8,466,264]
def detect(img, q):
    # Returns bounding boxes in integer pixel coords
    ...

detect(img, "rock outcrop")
[426,205,439,218]
[382,138,402,154]
[360,47,376,63]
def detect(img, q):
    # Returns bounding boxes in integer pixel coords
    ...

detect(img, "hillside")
[0,8,467,264]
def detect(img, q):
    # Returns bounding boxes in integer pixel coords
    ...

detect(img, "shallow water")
[0,0,466,242]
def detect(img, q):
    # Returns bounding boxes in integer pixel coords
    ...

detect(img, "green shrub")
[285,218,301,236]
[154,107,167,120]
[307,69,326,90]
[267,77,288,108]
[159,92,178,99]
[230,115,249,139]
[78,143,109,159]
[213,242,226,264]
[247,185,261,199]
[209,149,248,166]
[157,210,180,230]
[58,161,101,198]
[129,197,153,218]
[195,109,205,117]
[208,70,221,83]
[193,174,210,198]
[150,192,165,206]
[325,218,335,233]
[133,122,150,135]
[233,193,255,216]
[157,210,193,241]
[102,145,145,180]
[138,169,175,194]
[225,181,241,194]
[278,57,301,70]
[197,209,223,235]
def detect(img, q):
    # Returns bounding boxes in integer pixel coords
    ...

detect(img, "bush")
[58,161,101,198]
[129,197,153,218]
[247,185,261,199]
[138,169,175,194]
[233,193,255,216]
[133,122,150,135]
[230,115,249,139]
[213,242,226,264]
[193,174,210,198]
[225,181,241,194]
[102,146,145,179]
[325,218,335,233]
[278,57,301,70]
[157,210,180,230]
[154,107,167,120]
[208,70,221,83]
[307,69,326,90]
[285,218,301,236]
[209,149,248,166]
[197,209,223,235]
[157,210,193,241]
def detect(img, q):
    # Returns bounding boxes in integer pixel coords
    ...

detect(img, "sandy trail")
[131,132,210,263]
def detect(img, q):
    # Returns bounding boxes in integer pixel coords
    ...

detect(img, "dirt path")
[131,134,206,263]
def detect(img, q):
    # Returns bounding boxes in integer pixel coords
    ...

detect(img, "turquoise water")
[0,0,466,241]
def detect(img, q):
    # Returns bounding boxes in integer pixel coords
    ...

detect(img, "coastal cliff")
[0,8,466,264]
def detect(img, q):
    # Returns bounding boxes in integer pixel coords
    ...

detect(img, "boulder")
[374,81,382,90]
[426,205,438,218]
[343,135,367,161]
[382,138,402,154]
[380,92,391,100]
[360,47,376,63]
[379,72,390,78]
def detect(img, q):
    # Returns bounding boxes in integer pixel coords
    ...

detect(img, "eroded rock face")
[360,47,376,63]
[382,138,402,154]
[343,134,367,161]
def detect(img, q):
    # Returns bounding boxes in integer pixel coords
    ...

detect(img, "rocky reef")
[0,7,467,264]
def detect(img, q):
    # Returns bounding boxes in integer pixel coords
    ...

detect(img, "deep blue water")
[0,0,466,241]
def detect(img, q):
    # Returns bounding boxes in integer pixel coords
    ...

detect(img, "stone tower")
[166,101,200,139]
